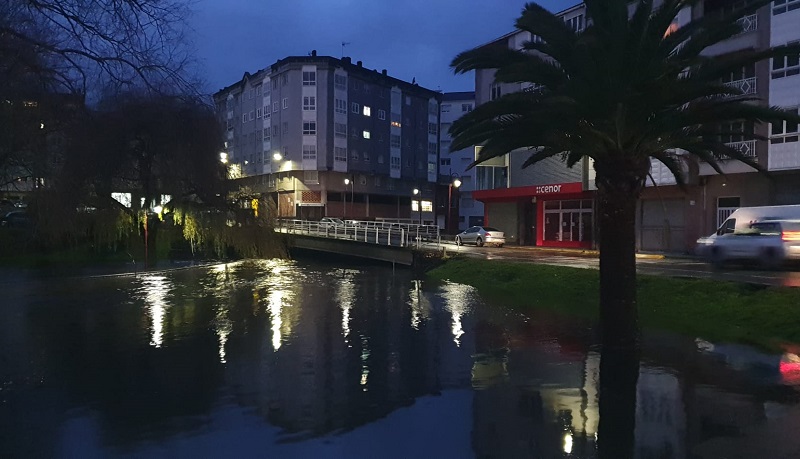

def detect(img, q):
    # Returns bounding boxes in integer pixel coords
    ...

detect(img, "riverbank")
[427,257,800,351]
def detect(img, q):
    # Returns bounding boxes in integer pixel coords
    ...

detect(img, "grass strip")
[427,257,800,351]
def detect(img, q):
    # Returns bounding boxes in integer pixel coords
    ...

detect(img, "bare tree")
[0,0,197,95]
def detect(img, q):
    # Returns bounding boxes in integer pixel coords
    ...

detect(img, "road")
[441,243,800,288]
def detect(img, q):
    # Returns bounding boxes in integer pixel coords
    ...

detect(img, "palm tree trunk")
[595,171,642,348]
[594,162,646,458]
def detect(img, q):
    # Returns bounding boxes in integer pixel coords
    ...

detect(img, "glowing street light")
[219,152,228,164]
[448,174,462,233]
[272,152,283,161]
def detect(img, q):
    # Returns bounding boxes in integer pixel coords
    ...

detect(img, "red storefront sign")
[473,182,584,201]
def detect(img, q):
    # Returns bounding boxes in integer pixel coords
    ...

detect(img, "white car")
[319,217,345,228]
[697,220,800,268]
[455,226,505,247]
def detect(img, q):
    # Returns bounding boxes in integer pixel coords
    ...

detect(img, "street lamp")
[344,177,354,219]
[413,188,422,225]
[447,174,462,233]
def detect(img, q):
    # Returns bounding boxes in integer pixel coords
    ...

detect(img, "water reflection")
[2,260,800,458]
[137,274,172,348]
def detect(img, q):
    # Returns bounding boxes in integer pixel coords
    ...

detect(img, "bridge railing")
[276,219,441,249]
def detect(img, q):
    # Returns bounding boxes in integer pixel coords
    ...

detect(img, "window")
[242,114,247,123]
[772,43,800,79]
[428,162,436,174]
[334,122,347,137]
[565,14,585,32]
[441,158,451,166]
[771,107,799,143]
[302,71,316,86]
[352,80,360,90]
[428,142,437,155]
[362,151,370,162]
[378,109,386,120]
[303,121,316,135]
[303,170,319,184]
[249,111,254,121]
[281,74,288,85]
[303,96,316,111]
[363,130,371,139]
[359,175,367,185]
[273,102,279,112]
[282,98,288,109]
[256,108,262,118]
[334,147,347,162]
[248,89,253,99]
[374,176,382,187]
[441,104,451,113]
[363,106,371,117]
[391,121,402,128]
[462,103,473,112]
[390,156,401,169]
[302,144,317,159]
[256,129,262,141]
[335,99,347,114]
[491,84,502,101]
[334,74,347,90]
[272,79,279,90]
[272,125,280,137]
[773,0,800,15]
[263,128,270,141]
[428,123,438,135]
[255,84,261,95]
[390,134,401,148]
[351,102,360,113]
[364,84,371,94]
[378,155,385,164]
[283,146,289,158]
[263,106,270,119]
[282,122,289,135]
[350,149,359,161]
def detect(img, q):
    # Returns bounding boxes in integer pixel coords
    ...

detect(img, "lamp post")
[413,188,421,225]
[272,152,283,217]
[447,174,462,233]
[344,177,353,219]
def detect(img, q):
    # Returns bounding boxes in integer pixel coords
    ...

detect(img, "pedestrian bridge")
[275,219,443,266]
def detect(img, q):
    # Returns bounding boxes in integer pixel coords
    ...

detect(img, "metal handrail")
[276,219,441,249]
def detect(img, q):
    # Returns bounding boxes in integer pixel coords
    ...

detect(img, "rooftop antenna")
[341,41,351,58]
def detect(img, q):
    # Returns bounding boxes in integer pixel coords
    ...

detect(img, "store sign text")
[535,185,562,194]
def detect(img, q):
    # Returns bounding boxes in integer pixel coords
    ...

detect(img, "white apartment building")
[467,1,800,252]
[438,92,482,232]
[213,53,442,223]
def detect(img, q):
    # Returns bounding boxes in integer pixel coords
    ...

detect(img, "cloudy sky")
[190,0,575,95]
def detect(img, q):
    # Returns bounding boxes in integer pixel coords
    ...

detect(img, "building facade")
[469,4,596,249]
[468,0,800,252]
[438,92,483,233]
[213,53,442,223]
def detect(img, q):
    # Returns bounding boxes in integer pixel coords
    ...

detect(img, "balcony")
[734,14,758,35]
[723,77,757,96]
[725,140,757,158]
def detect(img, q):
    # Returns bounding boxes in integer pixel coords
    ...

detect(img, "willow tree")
[450,0,800,347]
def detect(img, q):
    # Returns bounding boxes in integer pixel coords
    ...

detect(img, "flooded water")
[2,259,800,458]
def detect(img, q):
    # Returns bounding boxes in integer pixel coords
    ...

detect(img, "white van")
[696,205,800,268]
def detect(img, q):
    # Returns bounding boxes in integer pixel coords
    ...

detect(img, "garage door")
[640,199,685,252]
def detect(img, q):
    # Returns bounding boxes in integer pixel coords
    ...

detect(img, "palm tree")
[450,0,800,348]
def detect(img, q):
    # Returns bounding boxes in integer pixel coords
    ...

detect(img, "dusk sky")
[191,0,575,95]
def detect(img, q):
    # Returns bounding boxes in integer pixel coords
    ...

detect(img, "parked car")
[1,210,32,228]
[319,217,345,228]
[696,219,800,269]
[455,226,505,247]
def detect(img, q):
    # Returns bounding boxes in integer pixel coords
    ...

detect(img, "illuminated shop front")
[473,182,595,248]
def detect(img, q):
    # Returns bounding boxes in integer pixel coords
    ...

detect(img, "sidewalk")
[439,239,681,260]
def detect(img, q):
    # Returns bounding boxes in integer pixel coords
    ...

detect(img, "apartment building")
[438,92,482,232]
[468,1,800,252]
[213,53,441,222]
